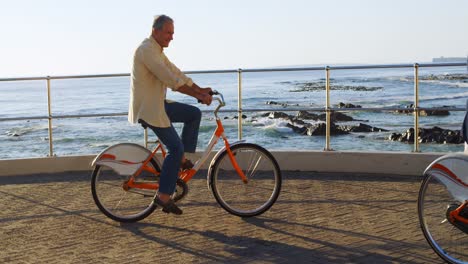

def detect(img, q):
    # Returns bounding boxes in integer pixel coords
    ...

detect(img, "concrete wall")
[0,151,443,177]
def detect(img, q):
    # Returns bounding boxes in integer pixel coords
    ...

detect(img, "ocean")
[1,65,468,159]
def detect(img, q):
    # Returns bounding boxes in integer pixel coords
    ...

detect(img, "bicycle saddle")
[138,119,149,129]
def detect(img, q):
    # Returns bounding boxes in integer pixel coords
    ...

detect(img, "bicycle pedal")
[460,206,468,218]
[449,219,468,234]
[446,204,468,234]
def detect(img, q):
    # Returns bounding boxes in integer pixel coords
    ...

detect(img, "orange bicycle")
[418,101,468,263]
[90,91,282,222]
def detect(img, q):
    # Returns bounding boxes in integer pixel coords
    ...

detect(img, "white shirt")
[128,37,193,127]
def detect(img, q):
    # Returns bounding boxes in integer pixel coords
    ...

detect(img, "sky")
[0,0,467,77]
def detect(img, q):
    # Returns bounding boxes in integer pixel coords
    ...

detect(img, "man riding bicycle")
[128,14,212,215]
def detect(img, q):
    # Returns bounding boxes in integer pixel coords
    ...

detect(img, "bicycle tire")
[208,143,281,217]
[91,158,160,223]
[418,171,468,264]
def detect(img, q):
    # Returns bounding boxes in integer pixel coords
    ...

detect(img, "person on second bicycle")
[128,14,212,215]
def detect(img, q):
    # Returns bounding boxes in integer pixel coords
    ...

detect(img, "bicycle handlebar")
[198,90,224,106]
[195,90,225,118]
[197,91,215,104]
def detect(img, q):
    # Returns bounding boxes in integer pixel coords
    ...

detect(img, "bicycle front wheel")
[418,172,468,264]
[91,158,160,223]
[208,143,281,217]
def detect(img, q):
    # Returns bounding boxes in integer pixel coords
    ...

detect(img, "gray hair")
[152,15,173,30]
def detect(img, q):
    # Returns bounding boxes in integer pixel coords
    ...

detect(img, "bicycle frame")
[125,94,248,191]
[448,201,468,224]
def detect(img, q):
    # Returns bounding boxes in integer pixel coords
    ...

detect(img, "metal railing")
[1,62,467,157]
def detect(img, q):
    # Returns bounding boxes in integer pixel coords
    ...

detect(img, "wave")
[420,79,468,88]
[250,116,324,134]
[419,91,468,102]
[88,142,113,149]
[252,117,288,128]
[5,124,49,137]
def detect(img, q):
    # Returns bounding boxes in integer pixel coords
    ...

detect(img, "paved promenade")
[0,170,444,263]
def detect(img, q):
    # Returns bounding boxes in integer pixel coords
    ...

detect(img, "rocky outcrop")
[337,102,362,108]
[263,111,357,122]
[286,122,349,136]
[388,127,463,144]
[266,101,299,107]
[420,109,450,116]
[286,81,383,92]
[394,104,450,116]
[260,100,461,144]
[262,110,384,136]
[285,122,387,136]
[341,123,388,132]
[318,112,355,122]
[295,111,356,122]
[296,111,319,120]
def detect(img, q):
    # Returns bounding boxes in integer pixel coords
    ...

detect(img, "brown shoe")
[154,197,183,215]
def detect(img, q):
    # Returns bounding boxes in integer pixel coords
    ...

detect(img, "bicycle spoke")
[248,153,262,179]
[114,191,128,210]
[97,181,124,188]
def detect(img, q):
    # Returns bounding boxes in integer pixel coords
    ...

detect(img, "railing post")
[46,76,54,156]
[325,66,331,151]
[144,128,148,148]
[237,68,243,140]
[413,63,420,152]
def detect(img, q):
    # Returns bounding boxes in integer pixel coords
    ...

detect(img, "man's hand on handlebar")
[201,87,213,94]
[198,87,213,105]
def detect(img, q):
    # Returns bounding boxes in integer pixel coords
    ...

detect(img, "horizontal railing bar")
[46,73,130,80]
[184,69,239,74]
[323,62,468,71]
[0,73,130,82]
[241,107,324,112]
[415,107,465,111]
[416,62,468,68]
[0,76,48,82]
[242,107,466,112]
[0,116,49,122]
[191,63,468,74]
[52,112,128,119]
[240,67,324,73]
[0,112,128,122]
[1,62,466,82]
[1,107,465,122]
[329,107,466,112]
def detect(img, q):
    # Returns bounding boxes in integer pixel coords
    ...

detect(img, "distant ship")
[432,56,467,63]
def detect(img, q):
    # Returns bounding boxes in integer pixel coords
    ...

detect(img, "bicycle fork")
[216,119,248,184]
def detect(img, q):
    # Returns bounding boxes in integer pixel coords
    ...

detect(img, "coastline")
[1,65,468,159]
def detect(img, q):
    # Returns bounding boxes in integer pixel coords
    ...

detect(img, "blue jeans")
[146,101,201,195]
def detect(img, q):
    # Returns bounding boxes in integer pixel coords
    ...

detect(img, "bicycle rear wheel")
[208,143,281,217]
[418,172,468,264]
[91,158,160,223]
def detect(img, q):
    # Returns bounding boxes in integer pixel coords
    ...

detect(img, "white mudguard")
[424,153,468,202]
[91,143,153,176]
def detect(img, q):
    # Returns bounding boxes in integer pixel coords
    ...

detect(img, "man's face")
[153,22,174,48]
